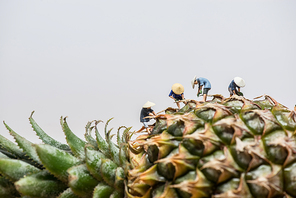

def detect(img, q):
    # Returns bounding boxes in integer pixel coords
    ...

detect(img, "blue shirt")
[169,90,183,100]
[196,77,211,89]
[228,80,240,91]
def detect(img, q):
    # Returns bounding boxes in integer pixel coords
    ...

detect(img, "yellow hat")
[143,101,155,108]
[172,83,184,95]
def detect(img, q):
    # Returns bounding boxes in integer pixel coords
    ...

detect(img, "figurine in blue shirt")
[140,101,156,134]
[169,83,185,109]
[191,76,211,102]
[228,77,245,96]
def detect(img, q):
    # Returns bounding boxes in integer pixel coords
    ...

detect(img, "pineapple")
[0,94,296,198]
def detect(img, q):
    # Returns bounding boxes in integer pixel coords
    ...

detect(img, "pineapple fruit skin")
[0,94,295,198]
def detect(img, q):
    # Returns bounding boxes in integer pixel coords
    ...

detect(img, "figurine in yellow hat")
[169,83,185,109]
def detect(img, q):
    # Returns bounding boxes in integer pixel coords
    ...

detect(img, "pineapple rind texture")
[0,94,296,198]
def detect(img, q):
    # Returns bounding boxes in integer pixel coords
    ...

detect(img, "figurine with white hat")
[191,76,211,102]
[228,77,245,96]
[169,83,186,109]
[140,101,156,134]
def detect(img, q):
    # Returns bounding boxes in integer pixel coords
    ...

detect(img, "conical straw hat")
[172,83,184,95]
[143,101,155,108]
[234,77,246,87]
[191,76,197,89]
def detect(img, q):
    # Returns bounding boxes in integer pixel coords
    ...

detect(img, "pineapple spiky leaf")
[106,128,121,166]
[0,176,20,198]
[57,188,80,198]
[95,121,111,158]
[3,121,43,167]
[85,144,106,181]
[0,158,40,182]
[35,144,81,183]
[0,130,25,159]
[61,117,86,160]
[92,182,114,198]
[15,170,67,198]
[29,111,71,151]
[84,121,99,149]
[100,159,118,187]
[67,164,100,198]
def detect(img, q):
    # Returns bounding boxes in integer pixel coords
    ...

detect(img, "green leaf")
[110,191,123,198]
[29,112,70,151]
[105,118,114,139]
[57,188,80,198]
[119,127,131,167]
[114,167,124,192]
[15,170,67,198]
[106,129,120,166]
[0,129,24,159]
[0,176,20,198]
[95,122,110,158]
[85,145,106,181]
[0,151,9,159]
[119,145,128,169]
[101,159,118,187]
[117,126,131,148]
[61,117,86,160]
[4,122,42,167]
[67,164,99,198]
[92,183,114,198]
[84,121,98,148]
[35,144,81,183]
[0,159,40,182]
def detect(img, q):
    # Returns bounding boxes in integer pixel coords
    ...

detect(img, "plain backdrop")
[1,0,295,144]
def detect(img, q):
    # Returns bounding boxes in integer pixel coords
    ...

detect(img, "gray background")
[1,0,295,144]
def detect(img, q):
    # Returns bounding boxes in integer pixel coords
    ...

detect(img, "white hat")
[171,83,184,95]
[143,101,155,108]
[191,75,197,89]
[234,77,245,87]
